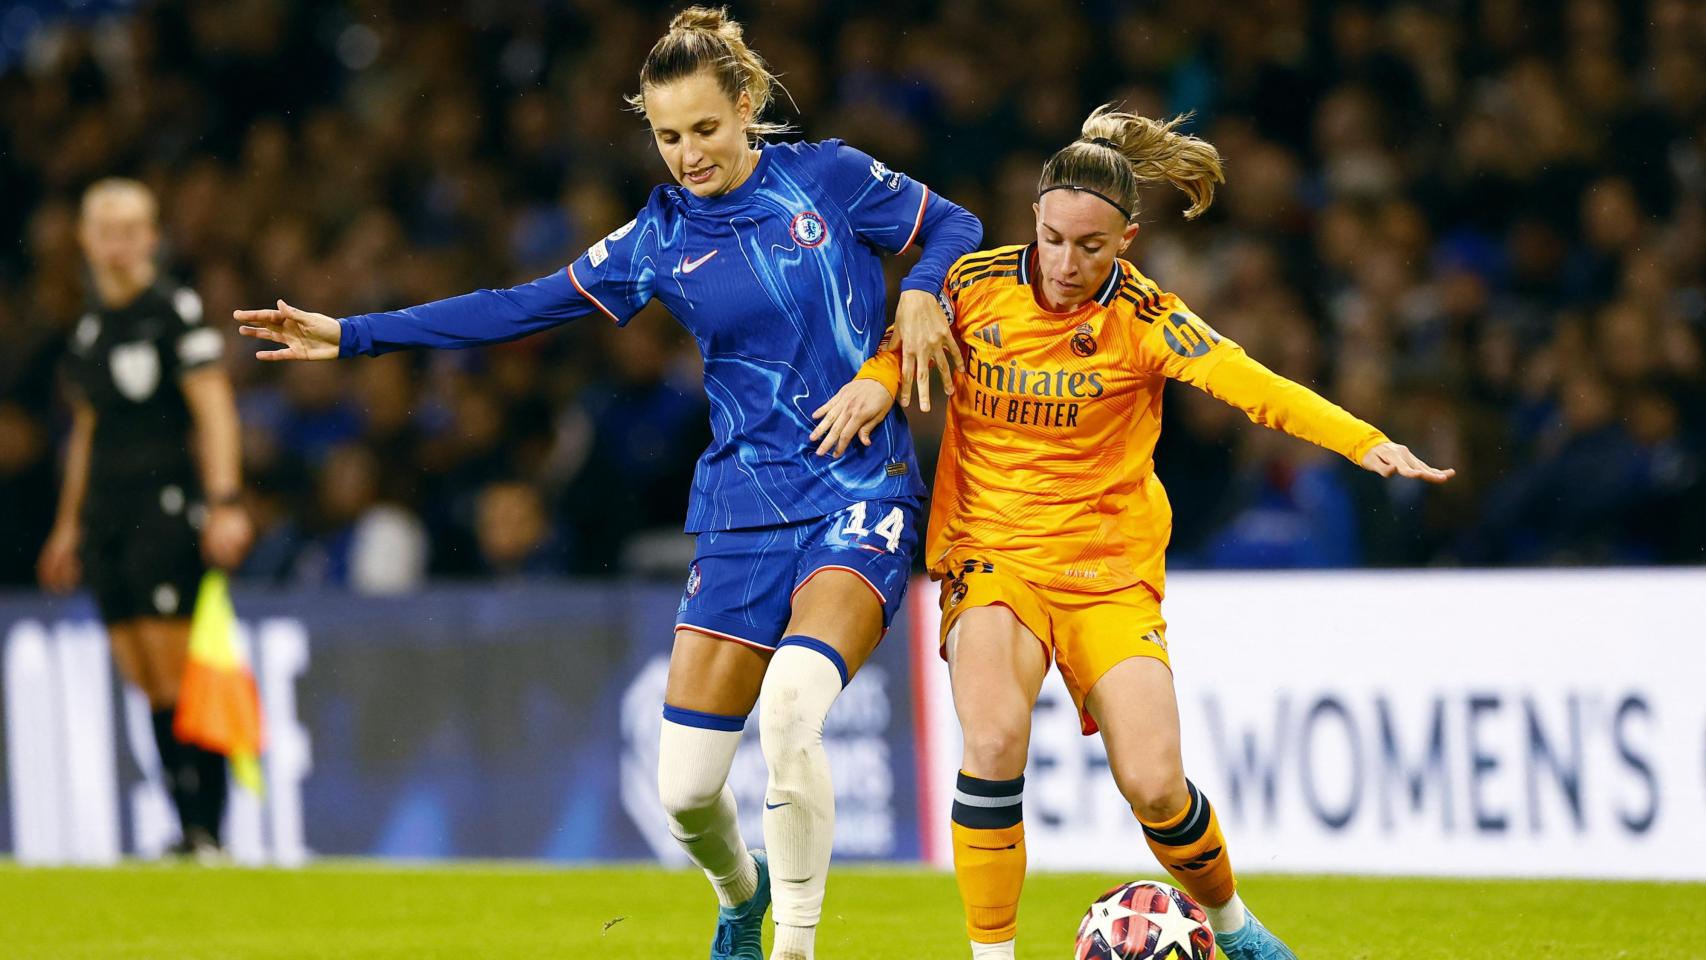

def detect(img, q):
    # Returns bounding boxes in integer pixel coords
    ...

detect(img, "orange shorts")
[937,556,1169,735]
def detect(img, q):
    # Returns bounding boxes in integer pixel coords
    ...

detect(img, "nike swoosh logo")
[681,250,718,273]
[764,800,789,810]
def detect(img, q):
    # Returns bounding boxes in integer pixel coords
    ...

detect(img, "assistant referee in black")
[37,178,252,860]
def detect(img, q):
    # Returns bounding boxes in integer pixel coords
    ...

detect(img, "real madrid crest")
[1071,322,1098,358]
[790,211,828,248]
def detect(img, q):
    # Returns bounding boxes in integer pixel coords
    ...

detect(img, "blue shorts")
[675,496,923,651]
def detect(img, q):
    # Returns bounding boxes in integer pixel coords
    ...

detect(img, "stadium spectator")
[474,479,566,579]
[292,441,429,593]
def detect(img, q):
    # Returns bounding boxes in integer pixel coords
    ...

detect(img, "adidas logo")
[1169,846,1223,872]
[973,323,1003,347]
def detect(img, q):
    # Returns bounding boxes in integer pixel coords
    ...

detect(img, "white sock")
[1205,891,1248,935]
[758,640,846,959]
[970,938,1016,959]
[773,923,817,960]
[658,711,757,908]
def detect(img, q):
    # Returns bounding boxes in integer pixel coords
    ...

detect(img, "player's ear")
[1031,202,1042,229]
[736,88,752,127]
[1119,222,1139,253]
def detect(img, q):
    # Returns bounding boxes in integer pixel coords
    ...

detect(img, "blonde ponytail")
[1040,104,1225,221]
[626,5,792,140]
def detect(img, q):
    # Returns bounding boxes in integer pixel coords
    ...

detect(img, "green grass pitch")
[5,861,1697,958]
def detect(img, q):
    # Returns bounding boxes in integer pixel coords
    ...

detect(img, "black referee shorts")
[81,482,207,624]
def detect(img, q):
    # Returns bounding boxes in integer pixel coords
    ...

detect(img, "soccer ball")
[1074,880,1215,960]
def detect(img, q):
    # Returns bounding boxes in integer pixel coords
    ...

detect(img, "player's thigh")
[668,525,793,715]
[783,570,884,676]
[784,496,924,676]
[1052,586,1170,737]
[132,617,192,706]
[675,526,796,651]
[946,603,1049,780]
[104,620,151,693]
[665,627,772,716]
[1085,655,1187,814]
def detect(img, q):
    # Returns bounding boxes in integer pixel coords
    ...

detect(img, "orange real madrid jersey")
[858,244,1390,595]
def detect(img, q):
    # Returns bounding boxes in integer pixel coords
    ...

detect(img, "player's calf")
[758,637,847,960]
[659,706,759,909]
[951,772,1026,959]
[1133,780,1240,926]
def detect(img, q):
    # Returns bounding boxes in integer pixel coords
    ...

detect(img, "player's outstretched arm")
[1145,301,1455,483]
[1358,441,1455,483]
[809,378,896,458]
[234,300,341,361]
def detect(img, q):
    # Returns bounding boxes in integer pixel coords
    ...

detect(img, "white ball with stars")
[1075,880,1215,960]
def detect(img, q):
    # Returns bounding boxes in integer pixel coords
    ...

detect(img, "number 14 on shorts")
[838,501,906,553]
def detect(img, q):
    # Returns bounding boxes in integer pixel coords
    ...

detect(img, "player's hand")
[1359,442,1455,483]
[200,503,253,570]
[37,524,81,594]
[234,300,341,361]
[810,378,896,458]
[892,288,959,412]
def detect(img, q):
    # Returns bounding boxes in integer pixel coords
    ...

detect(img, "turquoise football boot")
[710,849,770,960]
[1214,911,1299,960]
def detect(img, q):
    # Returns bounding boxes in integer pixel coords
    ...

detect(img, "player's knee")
[960,720,1029,779]
[757,642,841,767]
[145,668,182,708]
[657,762,724,818]
[1118,767,1189,822]
[148,682,180,711]
[758,681,825,767]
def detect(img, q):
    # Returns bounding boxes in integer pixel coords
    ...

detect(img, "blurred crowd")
[2,0,1703,591]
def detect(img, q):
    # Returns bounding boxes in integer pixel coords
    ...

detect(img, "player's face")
[645,71,756,199]
[79,192,158,277]
[1033,193,1139,311]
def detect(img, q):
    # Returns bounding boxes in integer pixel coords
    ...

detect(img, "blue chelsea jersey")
[578,140,934,531]
[341,139,982,533]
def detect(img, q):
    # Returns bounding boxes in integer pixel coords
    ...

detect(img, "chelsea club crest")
[685,562,702,598]
[790,211,828,248]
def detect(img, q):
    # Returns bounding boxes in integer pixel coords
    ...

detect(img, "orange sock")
[1135,780,1237,908]
[950,772,1026,943]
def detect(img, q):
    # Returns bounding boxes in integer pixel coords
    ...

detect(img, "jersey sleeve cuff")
[1349,432,1391,465]
[854,365,902,397]
[338,316,372,358]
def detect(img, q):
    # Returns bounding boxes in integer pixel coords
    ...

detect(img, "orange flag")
[174,571,265,794]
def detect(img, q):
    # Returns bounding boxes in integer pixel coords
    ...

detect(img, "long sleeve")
[339,268,597,358]
[1136,292,1388,463]
[340,201,662,358]
[1190,344,1389,463]
[897,193,983,296]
